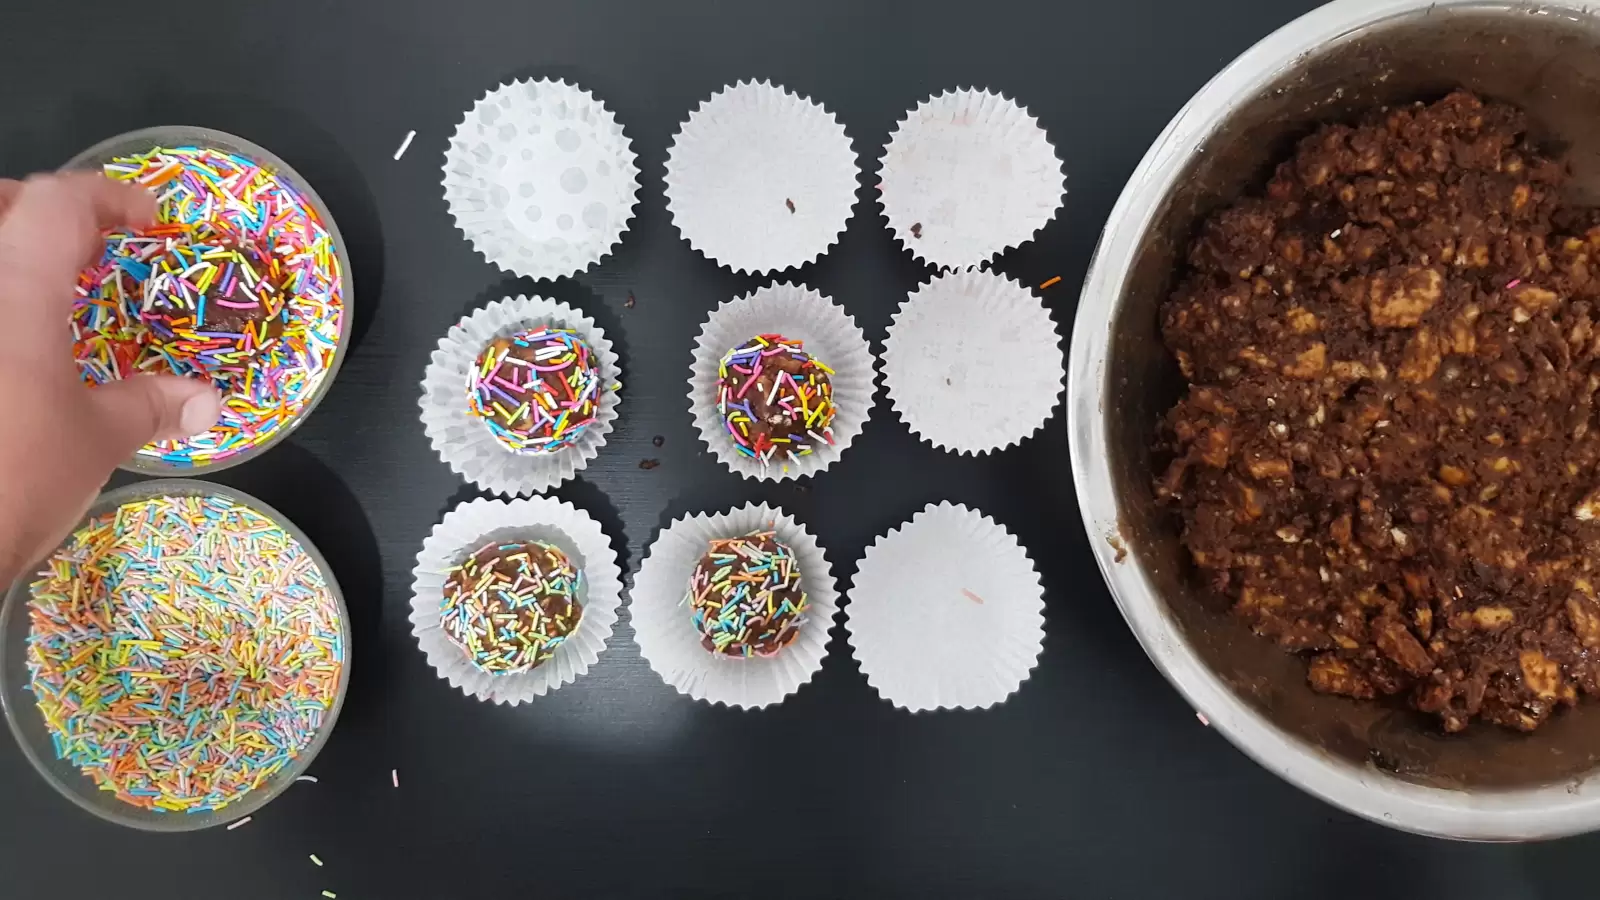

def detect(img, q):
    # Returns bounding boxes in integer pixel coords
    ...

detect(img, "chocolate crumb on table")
[1155,90,1600,734]
[786,198,796,213]
[639,458,660,470]
[910,222,923,239]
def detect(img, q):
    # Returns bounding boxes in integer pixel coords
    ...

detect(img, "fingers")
[87,375,221,465]
[0,179,20,218]
[0,173,156,336]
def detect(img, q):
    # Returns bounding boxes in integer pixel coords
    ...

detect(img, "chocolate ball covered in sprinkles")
[716,334,836,466]
[141,240,288,371]
[467,326,603,455]
[441,540,585,674]
[685,531,808,658]
[72,145,346,468]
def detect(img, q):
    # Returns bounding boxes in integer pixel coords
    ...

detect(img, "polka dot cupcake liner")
[443,78,641,281]
[410,496,624,705]
[878,88,1065,269]
[665,80,859,275]
[845,502,1045,712]
[420,295,622,497]
[688,283,875,482]
[883,270,1063,455]
[631,503,839,709]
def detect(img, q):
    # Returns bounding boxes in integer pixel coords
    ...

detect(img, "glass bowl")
[62,126,356,476]
[0,479,352,831]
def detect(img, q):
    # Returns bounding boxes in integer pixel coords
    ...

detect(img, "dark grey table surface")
[2,0,1595,897]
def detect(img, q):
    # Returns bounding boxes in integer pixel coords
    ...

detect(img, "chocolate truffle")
[467,326,602,455]
[685,530,808,658]
[441,540,584,674]
[716,334,836,465]
[140,240,287,371]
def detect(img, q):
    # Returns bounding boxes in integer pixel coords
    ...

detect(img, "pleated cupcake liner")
[882,269,1063,455]
[410,496,624,704]
[420,294,621,496]
[665,79,858,275]
[878,87,1065,269]
[846,502,1045,711]
[444,77,640,280]
[631,503,838,709]
[688,283,874,481]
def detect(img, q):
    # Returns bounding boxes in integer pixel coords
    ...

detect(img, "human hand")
[0,173,222,584]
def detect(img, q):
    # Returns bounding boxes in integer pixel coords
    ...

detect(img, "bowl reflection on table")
[1071,0,1600,840]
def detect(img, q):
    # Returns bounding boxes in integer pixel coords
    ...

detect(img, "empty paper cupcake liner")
[883,270,1063,455]
[878,88,1065,269]
[410,496,624,704]
[632,503,838,709]
[443,78,641,280]
[846,502,1044,711]
[688,283,874,482]
[420,294,621,496]
[665,79,859,275]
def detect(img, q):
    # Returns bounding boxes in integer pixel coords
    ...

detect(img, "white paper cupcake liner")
[878,88,1065,269]
[443,78,641,280]
[665,80,858,275]
[420,295,621,496]
[410,496,624,704]
[846,502,1044,711]
[883,270,1063,455]
[688,283,874,481]
[632,503,838,709]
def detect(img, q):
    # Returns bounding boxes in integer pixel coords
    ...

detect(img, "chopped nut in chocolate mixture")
[1156,90,1600,733]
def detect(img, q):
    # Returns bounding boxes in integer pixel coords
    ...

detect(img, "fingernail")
[178,391,222,436]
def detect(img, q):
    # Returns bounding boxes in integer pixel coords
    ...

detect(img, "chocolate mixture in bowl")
[1156,90,1600,733]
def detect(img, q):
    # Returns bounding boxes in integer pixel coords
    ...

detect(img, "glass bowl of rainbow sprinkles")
[0,479,350,831]
[64,126,353,473]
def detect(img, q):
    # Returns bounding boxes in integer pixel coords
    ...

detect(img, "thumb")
[90,375,223,457]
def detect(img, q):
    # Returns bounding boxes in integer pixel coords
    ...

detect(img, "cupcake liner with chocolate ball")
[442,540,584,674]
[467,326,603,455]
[689,283,874,482]
[717,335,837,465]
[410,496,623,705]
[687,531,809,658]
[421,295,622,497]
[633,503,839,709]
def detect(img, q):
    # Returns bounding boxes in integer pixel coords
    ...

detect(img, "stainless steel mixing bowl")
[1069,0,1600,840]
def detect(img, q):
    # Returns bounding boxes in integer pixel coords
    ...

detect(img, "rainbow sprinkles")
[25,494,344,814]
[73,146,344,466]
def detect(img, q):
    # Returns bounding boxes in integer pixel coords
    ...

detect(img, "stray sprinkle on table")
[26,495,344,814]
[1038,275,1062,290]
[392,769,399,788]
[394,129,417,160]
[227,816,252,830]
[74,146,344,467]
[310,854,323,867]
